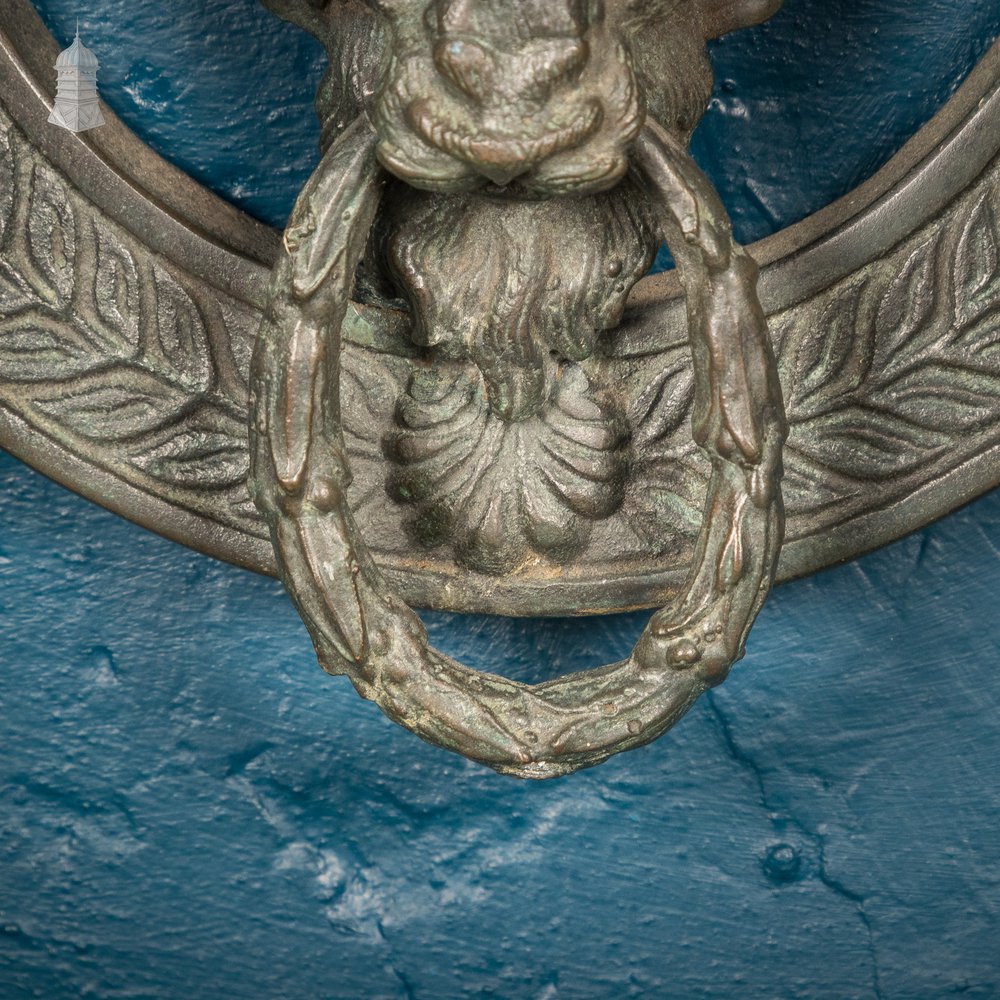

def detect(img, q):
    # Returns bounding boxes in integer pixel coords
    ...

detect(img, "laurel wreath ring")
[248,115,786,778]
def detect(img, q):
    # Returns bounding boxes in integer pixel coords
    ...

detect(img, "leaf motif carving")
[631,355,694,447]
[216,300,259,399]
[0,307,103,382]
[871,237,939,374]
[885,362,1000,434]
[767,162,1000,529]
[32,368,190,442]
[152,265,212,393]
[0,106,263,540]
[92,223,140,352]
[954,192,1000,325]
[792,280,873,412]
[789,404,946,483]
[0,260,37,316]
[26,165,76,306]
[953,310,1000,360]
[779,447,855,517]
[129,406,249,490]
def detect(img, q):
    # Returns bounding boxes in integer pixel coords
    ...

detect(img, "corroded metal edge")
[0,0,997,615]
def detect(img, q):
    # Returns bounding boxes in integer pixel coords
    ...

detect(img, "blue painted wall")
[2,2,999,998]
[29,0,1000,238]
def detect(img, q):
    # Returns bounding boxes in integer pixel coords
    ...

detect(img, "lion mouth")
[406,98,604,185]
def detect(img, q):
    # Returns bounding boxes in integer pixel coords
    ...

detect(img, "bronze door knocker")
[1,0,998,778]
[249,0,785,777]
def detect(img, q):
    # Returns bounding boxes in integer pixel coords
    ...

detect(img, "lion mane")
[261,0,782,572]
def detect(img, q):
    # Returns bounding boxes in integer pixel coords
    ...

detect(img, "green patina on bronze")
[250,0,786,775]
[1,0,999,772]
[1,0,998,619]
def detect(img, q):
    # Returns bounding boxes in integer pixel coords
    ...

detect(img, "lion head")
[261,0,783,572]
[263,0,784,399]
[264,0,782,177]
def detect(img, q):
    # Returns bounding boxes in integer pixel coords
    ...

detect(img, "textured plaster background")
[1,1,999,998]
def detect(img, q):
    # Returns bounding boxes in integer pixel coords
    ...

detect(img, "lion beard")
[379,180,658,422]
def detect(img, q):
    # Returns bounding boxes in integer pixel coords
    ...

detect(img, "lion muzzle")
[373,0,643,196]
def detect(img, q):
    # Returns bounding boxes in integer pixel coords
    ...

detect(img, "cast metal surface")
[0,0,998,617]
[244,0,785,775]
[2,0,999,773]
